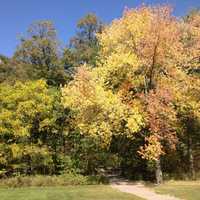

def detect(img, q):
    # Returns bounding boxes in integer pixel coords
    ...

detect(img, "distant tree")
[69,13,104,67]
[0,54,9,65]
[60,48,76,79]
[182,9,200,76]
[0,59,34,84]
[13,20,68,85]
[184,8,200,23]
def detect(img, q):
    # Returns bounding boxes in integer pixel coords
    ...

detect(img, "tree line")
[0,5,200,184]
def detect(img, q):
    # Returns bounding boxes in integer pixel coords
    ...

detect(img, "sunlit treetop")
[97,5,186,92]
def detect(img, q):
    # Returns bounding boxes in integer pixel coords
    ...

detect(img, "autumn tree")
[138,88,178,183]
[173,9,200,179]
[61,65,144,173]
[0,80,67,176]
[0,3,200,182]
[96,5,195,183]
[174,75,200,179]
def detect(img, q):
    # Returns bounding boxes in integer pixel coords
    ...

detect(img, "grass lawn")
[153,181,200,200]
[0,185,144,200]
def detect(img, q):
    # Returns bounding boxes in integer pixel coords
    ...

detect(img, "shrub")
[0,173,108,187]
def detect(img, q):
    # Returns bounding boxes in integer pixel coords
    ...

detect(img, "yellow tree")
[97,5,184,92]
[61,65,144,149]
[0,80,57,175]
[62,5,200,183]
[97,5,189,183]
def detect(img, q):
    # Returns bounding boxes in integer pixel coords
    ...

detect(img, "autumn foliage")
[0,5,200,183]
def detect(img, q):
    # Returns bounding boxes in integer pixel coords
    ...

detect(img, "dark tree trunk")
[155,158,163,184]
[188,136,195,180]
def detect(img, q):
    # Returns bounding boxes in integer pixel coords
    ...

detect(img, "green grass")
[153,181,200,200]
[0,185,144,200]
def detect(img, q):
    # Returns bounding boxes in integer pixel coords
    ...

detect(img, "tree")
[173,10,200,179]
[0,59,34,84]
[0,80,65,176]
[138,87,178,183]
[60,48,77,81]
[13,21,68,85]
[96,5,192,183]
[69,13,103,67]
[0,54,9,65]
[181,9,200,76]
[174,76,200,180]
[61,65,144,173]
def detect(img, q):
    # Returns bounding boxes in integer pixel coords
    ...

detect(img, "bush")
[0,173,108,188]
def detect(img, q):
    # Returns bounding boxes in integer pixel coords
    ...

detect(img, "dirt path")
[110,178,182,200]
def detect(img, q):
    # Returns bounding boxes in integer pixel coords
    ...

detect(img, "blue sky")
[0,0,199,57]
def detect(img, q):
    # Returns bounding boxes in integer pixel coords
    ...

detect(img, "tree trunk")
[188,136,195,180]
[155,158,163,184]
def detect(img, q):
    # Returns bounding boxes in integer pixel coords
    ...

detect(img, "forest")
[0,5,200,187]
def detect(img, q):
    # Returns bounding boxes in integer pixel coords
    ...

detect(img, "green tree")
[13,21,67,85]
[0,54,9,65]
[0,59,34,84]
[181,9,200,76]
[0,80,65,176]
[69,13,103,67]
